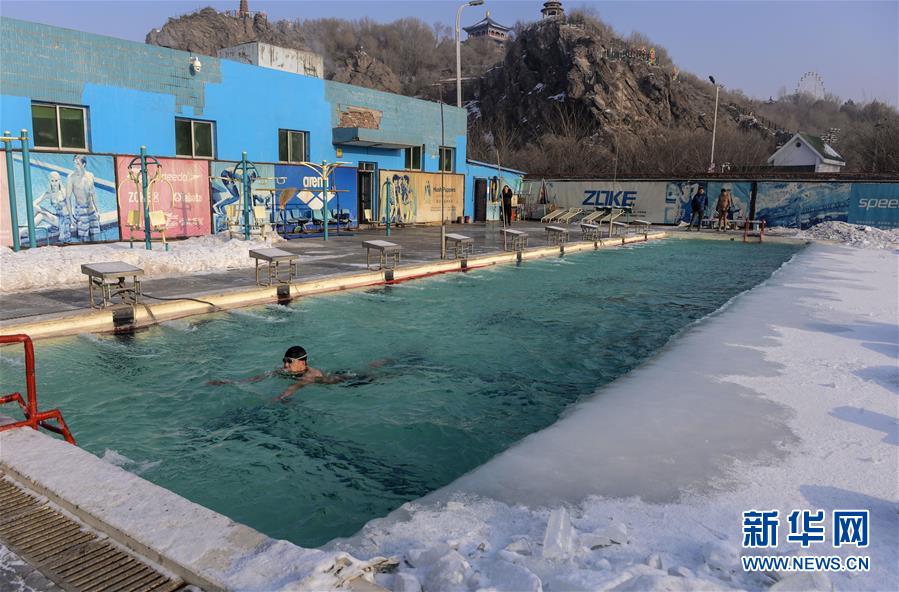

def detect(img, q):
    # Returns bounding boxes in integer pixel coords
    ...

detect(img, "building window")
[278,129,308,163]
[31,103,88,150]
[175,118,215,158]
[439,147,455,172]
[404,145,422,171]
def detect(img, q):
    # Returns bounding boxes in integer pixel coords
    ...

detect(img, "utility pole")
[708,75,721,173]
[455,0,485,108]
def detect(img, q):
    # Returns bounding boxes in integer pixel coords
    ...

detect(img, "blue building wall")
[0,18,470,170]
[465,161,526,219]
[0,17,523,227]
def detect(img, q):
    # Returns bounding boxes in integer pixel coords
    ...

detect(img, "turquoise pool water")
[0,239,802,547]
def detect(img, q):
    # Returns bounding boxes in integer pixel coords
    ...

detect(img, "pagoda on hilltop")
[463,11,512,45]
[541,1,565,19]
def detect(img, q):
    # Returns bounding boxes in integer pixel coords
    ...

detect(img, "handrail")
[0,334,76,444]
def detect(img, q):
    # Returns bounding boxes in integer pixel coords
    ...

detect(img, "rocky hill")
[147,7,897,174]
[146,8,403,93]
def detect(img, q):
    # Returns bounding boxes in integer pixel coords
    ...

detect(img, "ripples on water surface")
[0,239,802,546]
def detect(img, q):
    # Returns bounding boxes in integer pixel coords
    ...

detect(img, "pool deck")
[1,222,680,340]
[0,223,809,341]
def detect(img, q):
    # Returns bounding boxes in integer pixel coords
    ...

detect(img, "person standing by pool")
[715,189,732,231]
[501,184,514,225]
[67,155,102,242]
[688,186,707,231]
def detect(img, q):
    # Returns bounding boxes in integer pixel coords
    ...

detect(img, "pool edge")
[1,231,669,341]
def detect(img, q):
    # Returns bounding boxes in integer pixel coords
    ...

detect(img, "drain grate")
[0,473,187,592]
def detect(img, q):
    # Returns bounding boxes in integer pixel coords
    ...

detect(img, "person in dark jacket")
[501,185,514,225]
[688,187,707,231]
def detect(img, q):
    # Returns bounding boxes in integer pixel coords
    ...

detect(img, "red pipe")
[0,334,75,444]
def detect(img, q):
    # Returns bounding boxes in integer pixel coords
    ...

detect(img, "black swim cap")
[284,346,307,361]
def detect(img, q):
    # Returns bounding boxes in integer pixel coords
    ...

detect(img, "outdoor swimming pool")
[0,239,803,547]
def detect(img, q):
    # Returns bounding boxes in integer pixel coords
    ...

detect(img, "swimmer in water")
[208,345,384,400]
[277,345,344,399]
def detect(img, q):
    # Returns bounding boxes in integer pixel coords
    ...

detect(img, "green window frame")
[278,129,309,163]
[175,118,215,159]
[31,103,88,151]
[404,145,423,171]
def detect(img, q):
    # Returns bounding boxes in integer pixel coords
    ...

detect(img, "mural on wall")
[378,170,464,224]
[116,157,211,240]
[664,181,705,224]
[210,161,278,234]
[0,152,10,247]
[754,182,850,229]
[0,152,118,246]
[273,164,358,232]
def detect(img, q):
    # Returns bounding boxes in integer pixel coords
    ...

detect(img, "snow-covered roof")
[767,132,845,166]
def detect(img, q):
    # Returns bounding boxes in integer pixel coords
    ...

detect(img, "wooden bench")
[249,248,298,286]
[545,225,569,245]
[500,228,528,252]
[363,240,402,270]
[81,261,143,309]
[444,233,473,259]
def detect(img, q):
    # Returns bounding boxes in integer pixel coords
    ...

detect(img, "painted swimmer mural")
[1,152,119,246]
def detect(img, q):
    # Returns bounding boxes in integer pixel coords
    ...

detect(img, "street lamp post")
[708,75,721,173]
[455,0,485,108]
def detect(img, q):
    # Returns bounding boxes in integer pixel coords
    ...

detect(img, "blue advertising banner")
[274,164,358,232]
[847,184,899,229]
[7,152,119,244]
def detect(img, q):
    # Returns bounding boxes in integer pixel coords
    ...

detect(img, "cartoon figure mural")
[385,173,417,224]
[210,161,276,234]
[0,152,119,246]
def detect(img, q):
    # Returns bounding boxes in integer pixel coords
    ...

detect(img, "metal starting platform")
[80,262,143,309]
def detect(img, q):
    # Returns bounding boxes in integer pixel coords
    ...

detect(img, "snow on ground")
[768,221,899,250]
[327,243,898,592]
[0,544,56,592]
[0,234,280,294]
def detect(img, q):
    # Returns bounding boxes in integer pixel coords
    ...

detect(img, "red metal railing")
[743,219,766,243]
[0,334,75,444]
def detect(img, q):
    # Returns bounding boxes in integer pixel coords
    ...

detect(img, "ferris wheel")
[796,71,825,99]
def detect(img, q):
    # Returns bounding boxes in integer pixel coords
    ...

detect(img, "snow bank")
[769,221,899,250]
[328,244,897,592]
[0,235,279,294]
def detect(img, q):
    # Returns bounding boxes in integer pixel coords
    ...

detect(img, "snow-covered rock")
[422,550,472,591]
[503,537,533,556]
[773,221,899,249]
[481,561,543,592]
[392,572,421,592]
